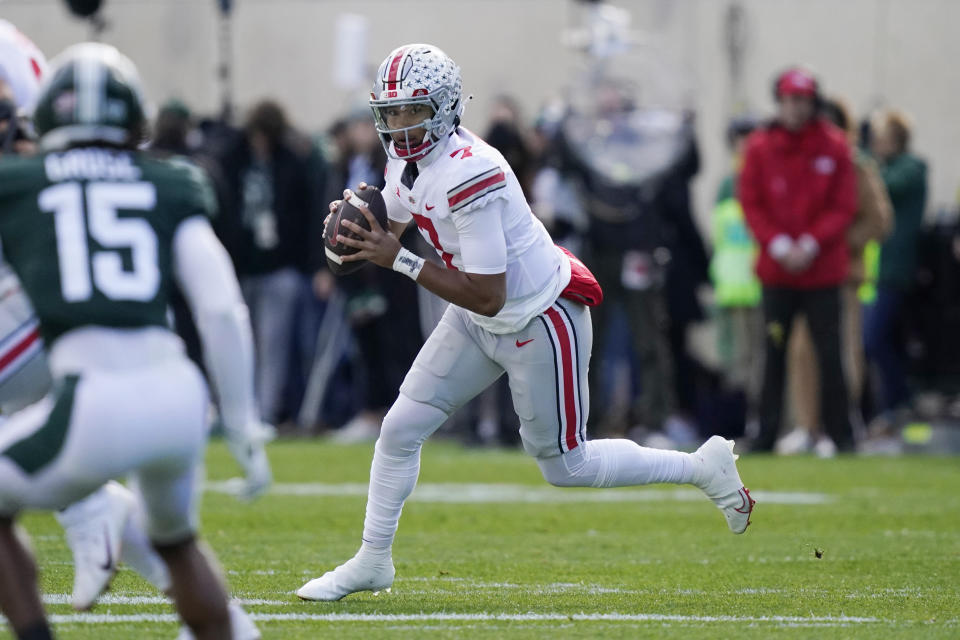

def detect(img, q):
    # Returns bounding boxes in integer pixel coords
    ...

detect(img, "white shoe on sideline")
[813,436,838,459]
[693,436,756,534]
[56,482,134,610]
[775,427,813,455]
[175,602,261,639]
[297,552,395,601]
[331,414,381,444]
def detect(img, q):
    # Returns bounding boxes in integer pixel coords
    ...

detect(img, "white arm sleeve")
[453,198,507,274]
[172,216,257,437]
[385,176,412,223]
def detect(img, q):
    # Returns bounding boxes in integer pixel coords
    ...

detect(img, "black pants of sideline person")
[755,286,854,452]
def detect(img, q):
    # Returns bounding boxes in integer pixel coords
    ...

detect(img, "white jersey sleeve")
[446,164,509,216]
[383,161,412,224]
[172,216,258,434]
[452,198,507,274]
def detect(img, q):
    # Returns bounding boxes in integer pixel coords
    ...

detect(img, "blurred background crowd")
[3,0,960,455]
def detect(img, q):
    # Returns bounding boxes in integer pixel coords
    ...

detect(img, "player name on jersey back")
[44,148,143,183]
[0,148,214,345]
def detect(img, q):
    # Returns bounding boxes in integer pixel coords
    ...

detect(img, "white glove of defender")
[225,421,276,501]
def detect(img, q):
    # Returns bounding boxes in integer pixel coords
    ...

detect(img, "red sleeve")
[807,141,857,248]
[738,134,783,247]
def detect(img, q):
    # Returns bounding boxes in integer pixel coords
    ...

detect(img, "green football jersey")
[0,147,216,344]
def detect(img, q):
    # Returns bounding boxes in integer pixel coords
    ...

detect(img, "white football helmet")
[370,43,464,162]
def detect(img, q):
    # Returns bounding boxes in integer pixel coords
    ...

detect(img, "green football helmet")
[31,42,147,150]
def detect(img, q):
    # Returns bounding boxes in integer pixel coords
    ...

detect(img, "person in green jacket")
[864,109,927,419]
[710,116,763,422]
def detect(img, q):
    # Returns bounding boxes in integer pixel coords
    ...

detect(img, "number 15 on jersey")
[38,181,160,303]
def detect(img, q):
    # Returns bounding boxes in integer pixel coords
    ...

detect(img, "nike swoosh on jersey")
[515,338,535,348]
[425,204,435,211]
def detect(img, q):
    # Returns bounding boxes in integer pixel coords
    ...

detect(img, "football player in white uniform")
[297,44,756,602]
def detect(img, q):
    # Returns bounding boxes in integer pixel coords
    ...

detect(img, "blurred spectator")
[528,102,588,253]
[709,115,763,427]
[325,111,423,442]
[151,98,192,154]
[864,109,927,429]
[559,84,678,437]
[739,67,857,453]
[484,94,534,196]
[148,99,224,371]
[781,98,892,456]
[659,120,710,433]
[213,99,326,425]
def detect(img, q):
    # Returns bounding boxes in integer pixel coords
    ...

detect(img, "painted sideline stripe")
[31,612,884,626]
[42,595,287,606]
[204,481,830,505]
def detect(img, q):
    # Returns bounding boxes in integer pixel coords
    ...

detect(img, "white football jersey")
[384,128,570,334]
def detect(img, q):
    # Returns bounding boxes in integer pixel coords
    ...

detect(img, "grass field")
[6,438,960,639]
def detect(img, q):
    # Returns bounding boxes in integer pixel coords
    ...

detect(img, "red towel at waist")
[557,246,603,307]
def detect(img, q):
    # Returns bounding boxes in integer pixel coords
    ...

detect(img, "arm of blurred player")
[338,191,505,317]
[172,216,273,500]
[389,219,409,238]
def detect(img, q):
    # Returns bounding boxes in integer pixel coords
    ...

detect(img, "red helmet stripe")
[386,48,408,91]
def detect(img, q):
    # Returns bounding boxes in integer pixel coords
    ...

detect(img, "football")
[323,186,390,276]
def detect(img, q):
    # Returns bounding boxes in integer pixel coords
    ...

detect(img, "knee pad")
[536,445,597,488]
[377,394,449,455]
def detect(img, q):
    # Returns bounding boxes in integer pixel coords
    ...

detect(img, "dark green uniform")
[0,147,215,344]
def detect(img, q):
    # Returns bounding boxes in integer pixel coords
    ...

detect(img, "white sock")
[360,395,448,549]
[120,499,171,592]
[537,439,696,488]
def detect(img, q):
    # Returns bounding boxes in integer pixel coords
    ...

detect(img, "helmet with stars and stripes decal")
[370,43,464,163]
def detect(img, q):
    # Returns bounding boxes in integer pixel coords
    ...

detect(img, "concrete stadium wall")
[4,0,959,234]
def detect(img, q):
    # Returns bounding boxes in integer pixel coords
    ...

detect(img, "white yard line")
[20,593,927,629]
[42,595,288,606]
[43,584,935,603]
[204,481,830,505]
[40,611,885,627]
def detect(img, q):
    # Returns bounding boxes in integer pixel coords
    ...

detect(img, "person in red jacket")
[738,67,858,452]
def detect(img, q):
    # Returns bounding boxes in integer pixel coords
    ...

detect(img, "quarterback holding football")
[298,43,755,602]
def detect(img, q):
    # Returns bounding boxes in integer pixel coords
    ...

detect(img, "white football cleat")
[175,602,261,640]
[297,553,395,601]
[55,481,134,610]
[693,436,756,534]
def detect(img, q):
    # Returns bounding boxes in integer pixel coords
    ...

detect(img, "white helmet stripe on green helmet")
[32,42,148,150]
[75,50,105,124]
